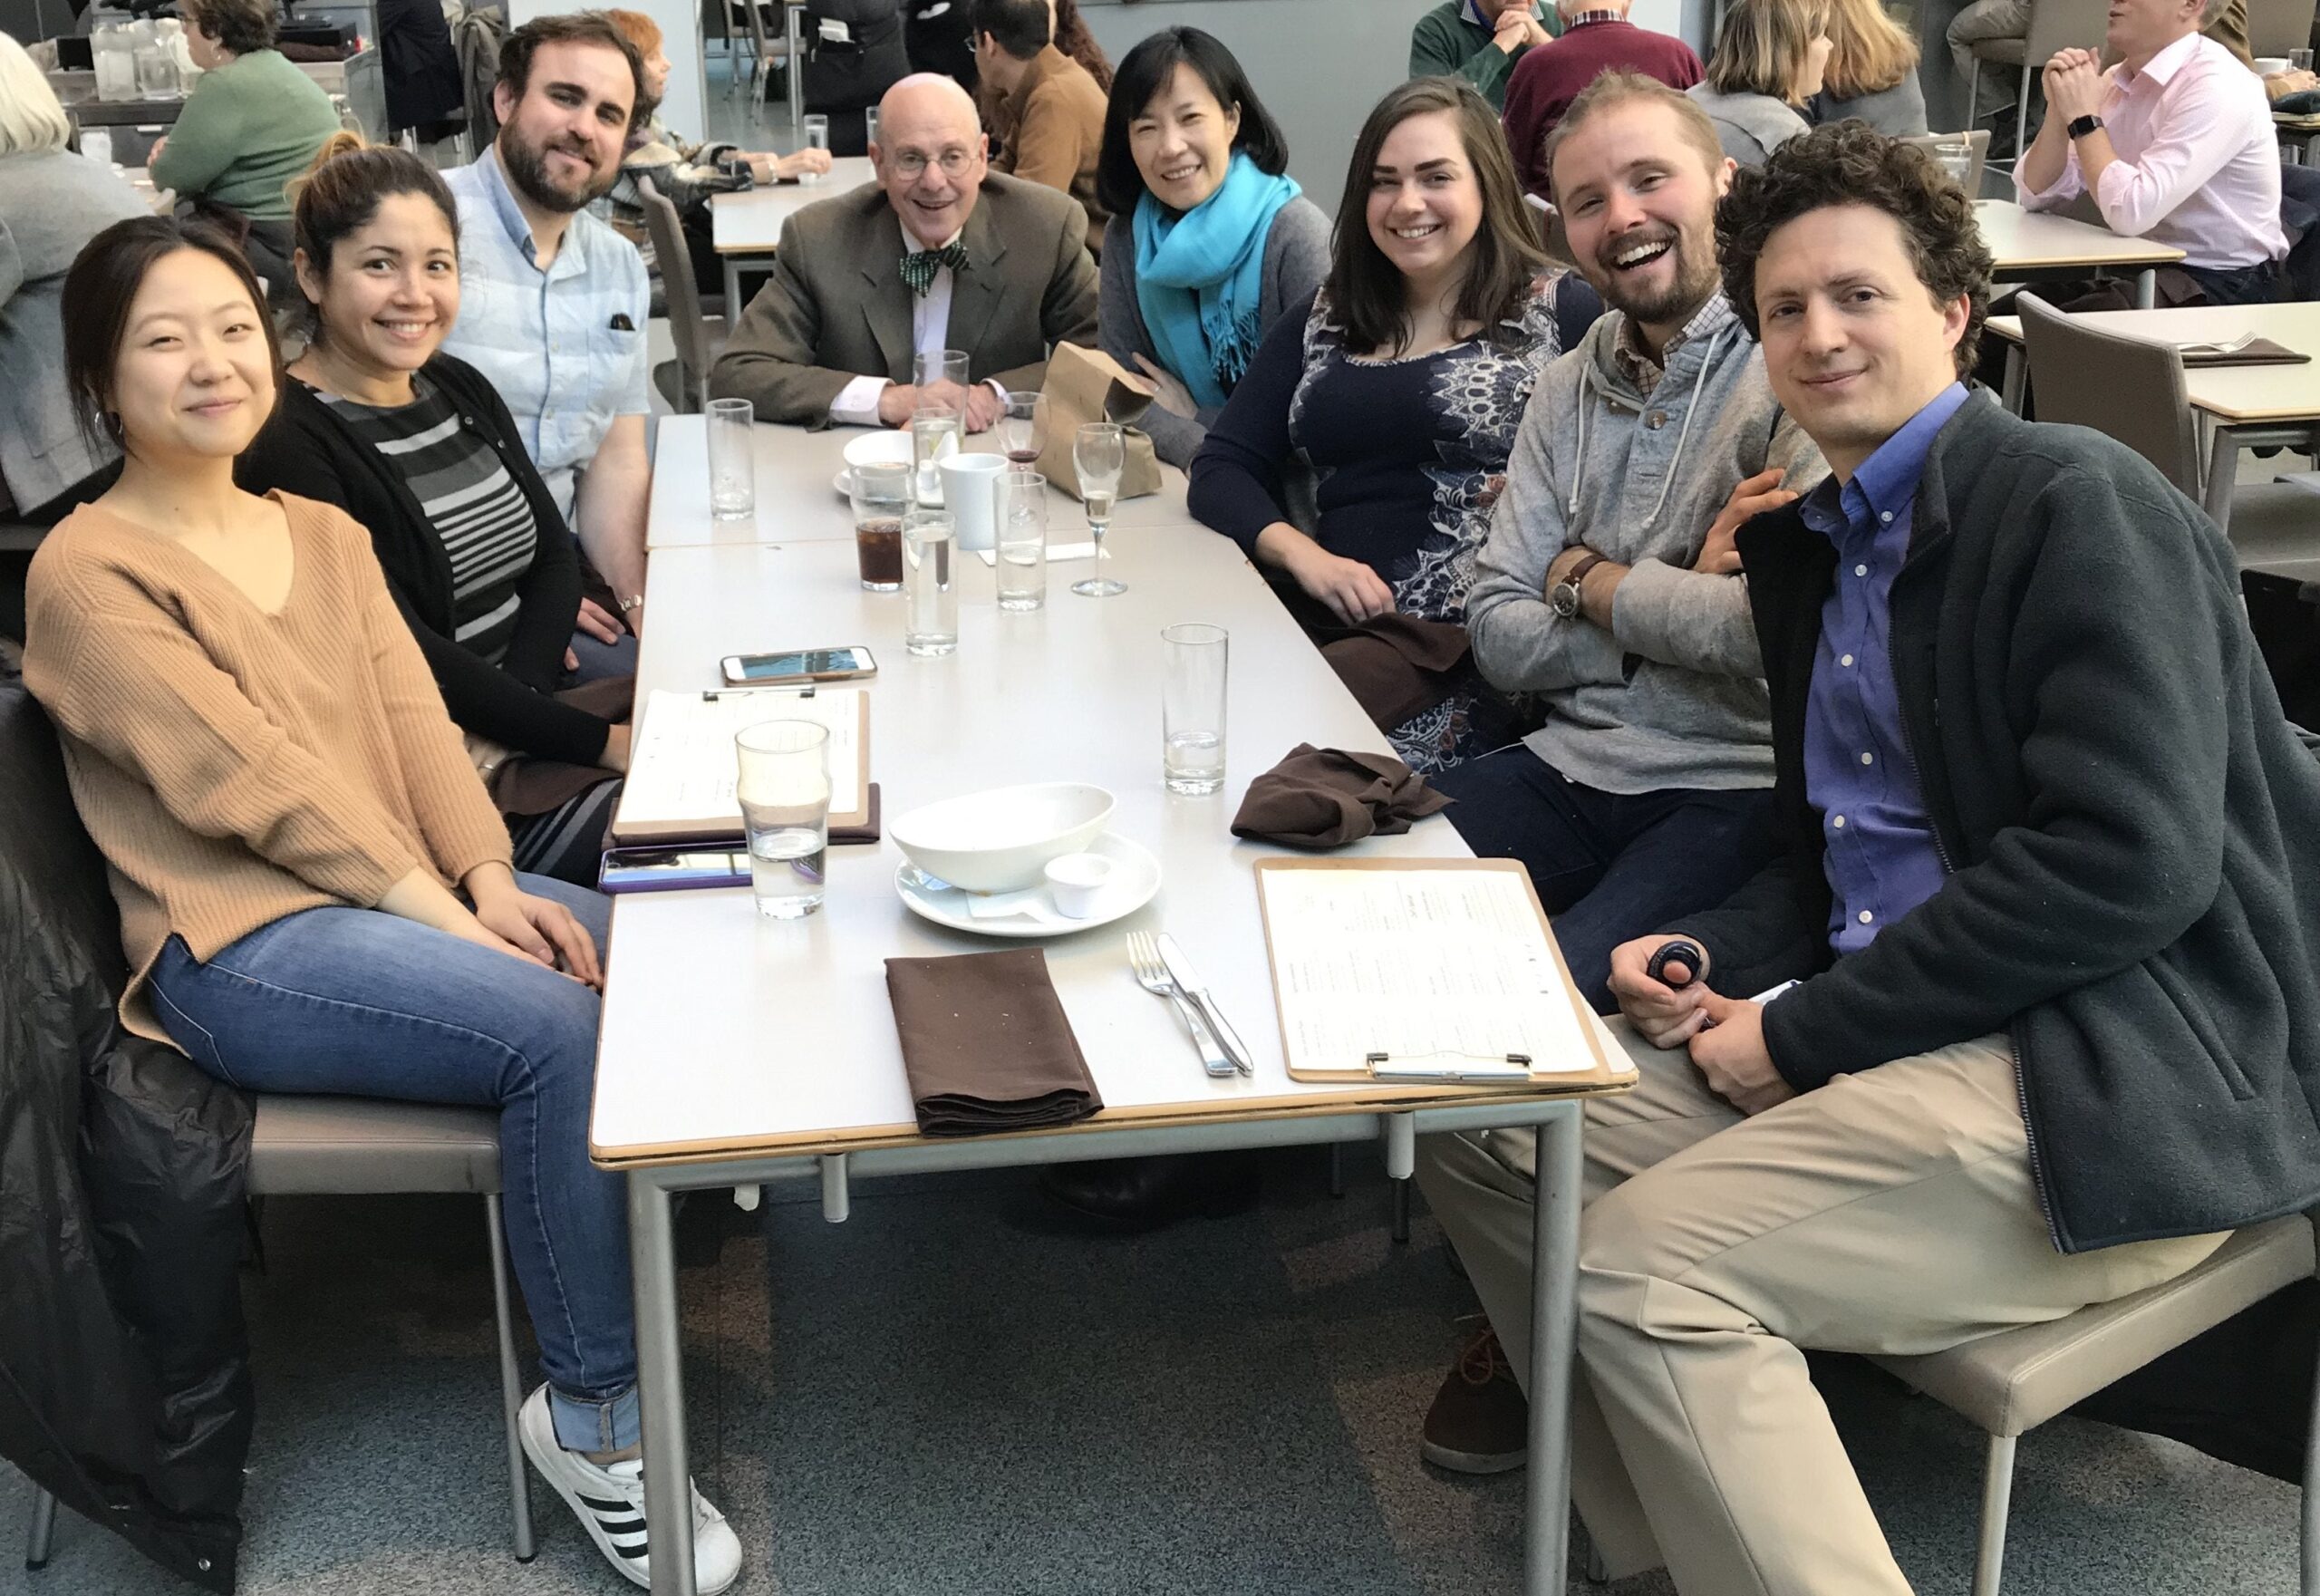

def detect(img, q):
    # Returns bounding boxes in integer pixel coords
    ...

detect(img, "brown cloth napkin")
[885,948,1103,1137]
[1313,614,1474,732]
[1231,743,1455,849]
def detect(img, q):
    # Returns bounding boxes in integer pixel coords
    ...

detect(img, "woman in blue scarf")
[1094,29,1330,469]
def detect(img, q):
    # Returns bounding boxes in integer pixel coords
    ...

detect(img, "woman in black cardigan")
[239,137,626,885]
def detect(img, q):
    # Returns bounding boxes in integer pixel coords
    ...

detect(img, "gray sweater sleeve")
[1606,413,1823,678]
[1097,199,1336,470]
[1467,370,1630,692]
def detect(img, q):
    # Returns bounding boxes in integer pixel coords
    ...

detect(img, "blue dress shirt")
[1799,382,1970,954]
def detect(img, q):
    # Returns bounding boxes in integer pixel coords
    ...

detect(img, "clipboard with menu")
[610,686,870,845]
[1252,857,1617,1085]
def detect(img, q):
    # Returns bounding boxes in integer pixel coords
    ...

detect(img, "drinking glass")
[705,396,755,519]
[848,459,911,591]
[914,348,972,423]
[1071,421,1126,597]
[799,115,829,182]
[903,509,957,656]
[995,469,1048,612]
[2293,47,2314,70]
[735,721,830,919]
[863,105,881,151]
[996,390,1047,466]
[910,406,962,507]
[1161,624,1229,795]
[1927,134,1973,190]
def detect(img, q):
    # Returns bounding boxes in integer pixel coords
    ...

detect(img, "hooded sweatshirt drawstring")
[1566,318,1736,533]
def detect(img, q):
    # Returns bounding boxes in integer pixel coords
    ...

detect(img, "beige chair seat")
[1873,1215,2315,1439]
[1969,36,2029,64]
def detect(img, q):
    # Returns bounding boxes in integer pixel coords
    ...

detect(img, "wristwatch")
[2067,112,2104,140]
[1550,552,1608,618]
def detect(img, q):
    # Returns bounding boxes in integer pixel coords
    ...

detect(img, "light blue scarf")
[1131,153,1300,411]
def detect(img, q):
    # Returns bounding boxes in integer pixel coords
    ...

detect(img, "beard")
[501,129,613,215]
[1591,227,1722,328]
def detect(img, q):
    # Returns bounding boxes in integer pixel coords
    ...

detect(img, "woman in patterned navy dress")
[1188,76,1600,772]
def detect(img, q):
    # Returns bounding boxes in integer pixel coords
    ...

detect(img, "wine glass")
[997,391,1046,466]
[1071,422,1126,597]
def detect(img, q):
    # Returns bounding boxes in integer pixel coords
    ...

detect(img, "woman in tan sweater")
[23,217,742,1595]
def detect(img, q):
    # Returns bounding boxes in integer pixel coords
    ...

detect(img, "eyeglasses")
[889,148,977,179]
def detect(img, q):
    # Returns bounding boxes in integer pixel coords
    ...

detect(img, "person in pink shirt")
[2015,0,2286,306]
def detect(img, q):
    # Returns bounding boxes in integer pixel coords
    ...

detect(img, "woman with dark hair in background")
[237,136,629,887]
[23,213,742,1592]
[1094,27,1329,468]
[1189,76,1599,774]
[981,0,1112,159]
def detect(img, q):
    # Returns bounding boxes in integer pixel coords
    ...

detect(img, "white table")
[1974,198,2184,309]
[598,528,1625,1594]
[1984,303,2320,528]
[709,160,877,312]
[646,415,1196,550]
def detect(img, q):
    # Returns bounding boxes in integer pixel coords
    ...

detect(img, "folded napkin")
[1314,614,1473,732]
[885,948,1103,1137]
[1231,743,1454,849]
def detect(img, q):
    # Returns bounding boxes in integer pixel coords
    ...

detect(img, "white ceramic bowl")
[842,430,915,470]
[890,782,1116,893]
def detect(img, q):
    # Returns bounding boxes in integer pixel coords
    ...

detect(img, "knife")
[1157,933,1254,1077]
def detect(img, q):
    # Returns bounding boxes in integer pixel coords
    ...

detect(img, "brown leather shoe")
[1421,1323,1529,1475]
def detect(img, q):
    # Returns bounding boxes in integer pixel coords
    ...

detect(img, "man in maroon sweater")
[1503,0,1705,196]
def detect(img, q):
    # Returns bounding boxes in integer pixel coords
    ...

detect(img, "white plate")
[896,830,1159,937]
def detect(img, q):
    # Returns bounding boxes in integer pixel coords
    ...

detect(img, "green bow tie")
[900,241,968,296]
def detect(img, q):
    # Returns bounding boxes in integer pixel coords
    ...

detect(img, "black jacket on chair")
[0,680,254,1591]
[1686,392,2320,1253]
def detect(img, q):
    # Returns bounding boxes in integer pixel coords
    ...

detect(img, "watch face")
[1550,583,1579,618]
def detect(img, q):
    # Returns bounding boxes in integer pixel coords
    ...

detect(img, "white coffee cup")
[936,454,1009,551]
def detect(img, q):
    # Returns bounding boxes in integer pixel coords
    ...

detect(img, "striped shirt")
[317,375,541,664]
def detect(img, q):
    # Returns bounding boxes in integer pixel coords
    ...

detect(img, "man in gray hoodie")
[1418,69,1824,1476]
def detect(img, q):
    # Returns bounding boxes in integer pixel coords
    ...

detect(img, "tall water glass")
[706,396,755,518]
[848,459,911,590]
[995,469,1048,611]
[914,347,971,423]
[1927,134,1973,191]
[997,390,1046,465]
[903,509,957,655]
[735,721,830,918]
[2293,47,2314,70]
[799,115,829,182]
[910,407,962,506]
[1072,421,1126,596]
[863,105,881,151]
[1161,624,1229,795]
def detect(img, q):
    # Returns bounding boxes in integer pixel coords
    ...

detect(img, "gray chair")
[1964,0,2111,169]
[1871,1215,2320,1596]
[638,173,726,415]
[2014,291,2320,547]
[24,1097,534,1570]
[2248,0,2320,59]
[1906,129,1992,198]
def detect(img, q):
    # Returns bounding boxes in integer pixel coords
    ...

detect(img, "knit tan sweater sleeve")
[25,520,422,906]
[347,517,515,884]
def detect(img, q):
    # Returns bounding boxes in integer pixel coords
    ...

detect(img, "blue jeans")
[1430,748,1778,1013]
[147,874,640,1454]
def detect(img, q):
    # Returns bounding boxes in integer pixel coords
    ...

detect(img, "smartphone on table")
[598,846,751,894]
[718,645,878,687]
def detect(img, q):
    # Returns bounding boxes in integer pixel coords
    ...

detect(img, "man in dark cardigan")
[1417,121,2320,1594]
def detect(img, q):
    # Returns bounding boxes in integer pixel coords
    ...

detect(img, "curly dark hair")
[1716,121,1992,378]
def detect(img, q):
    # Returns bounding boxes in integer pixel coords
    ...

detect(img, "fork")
[1126,931,1235,1078]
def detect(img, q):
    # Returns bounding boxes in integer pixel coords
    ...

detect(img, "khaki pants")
[1416,1021,2228,1596]
[1947,0,2035,106]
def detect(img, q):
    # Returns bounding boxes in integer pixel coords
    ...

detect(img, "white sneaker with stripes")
[518,1385,743,1593]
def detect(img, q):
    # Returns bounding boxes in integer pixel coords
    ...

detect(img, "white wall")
[509,0,706,147]
[1078,0,1712,216]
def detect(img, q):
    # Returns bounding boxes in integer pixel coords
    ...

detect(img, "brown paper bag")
[1034,341,1164,501]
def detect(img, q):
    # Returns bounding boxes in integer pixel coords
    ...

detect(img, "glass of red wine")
[998,391,1046,467]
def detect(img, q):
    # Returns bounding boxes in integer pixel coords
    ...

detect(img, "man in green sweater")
[1407,0,1559,110]
[150,0,341,298]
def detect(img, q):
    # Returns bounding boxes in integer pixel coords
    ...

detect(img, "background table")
[2279,111,2320,164]
[1984,302,2320,527]
[1975,198,2184,309]
[599,527,1625,1593]
[646,415,1196,550]
[710,160,876,310]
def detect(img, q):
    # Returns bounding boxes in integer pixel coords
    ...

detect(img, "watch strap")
[2067,112,2103,140]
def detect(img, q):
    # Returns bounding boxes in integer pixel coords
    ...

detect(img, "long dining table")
[596,421,1632,1595]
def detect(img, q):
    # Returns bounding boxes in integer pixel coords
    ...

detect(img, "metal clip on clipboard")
[1366,1050,1536,1083]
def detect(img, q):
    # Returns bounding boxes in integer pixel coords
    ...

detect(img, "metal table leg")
[2000,344,2025,415]
[2203,422,2240,535]
[631,1173,697,1596]
[785,4,804,131]
[2133,267,2156,310]
[722,258,742,321]
[1524,1102,1584,1596]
